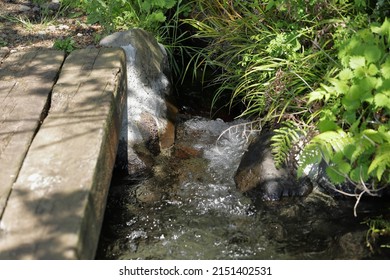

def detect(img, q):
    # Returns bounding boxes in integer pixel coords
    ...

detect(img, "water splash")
[97,117,380,260]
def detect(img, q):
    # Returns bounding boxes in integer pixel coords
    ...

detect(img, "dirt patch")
[0,0,103,54]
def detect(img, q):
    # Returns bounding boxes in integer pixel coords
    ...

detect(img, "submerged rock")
[234,132,312,200]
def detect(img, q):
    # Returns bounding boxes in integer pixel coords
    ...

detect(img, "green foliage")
[182,0,346,119]
[365,216,390,253]
[300,19,390,187]
[83,0,178,33]
[271,121,307,168]
[53,37,76,53]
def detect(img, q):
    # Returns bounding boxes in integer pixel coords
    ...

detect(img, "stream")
[96,116,389,260]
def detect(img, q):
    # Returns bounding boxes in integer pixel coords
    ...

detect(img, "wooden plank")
[0,48,126,259]
[0,50,65,218]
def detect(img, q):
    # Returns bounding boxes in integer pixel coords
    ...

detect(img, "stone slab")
[0,48,126,259]
[0,50,65,218]
[100,29,173,175]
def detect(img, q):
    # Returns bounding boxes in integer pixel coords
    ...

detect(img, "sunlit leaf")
[374,91,390,109]
[338,68,353,80]
[349,56,366,69]
[367,63,379,76]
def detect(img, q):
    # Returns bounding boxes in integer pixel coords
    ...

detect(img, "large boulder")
[234,132,312,200]
[100,29,176,177]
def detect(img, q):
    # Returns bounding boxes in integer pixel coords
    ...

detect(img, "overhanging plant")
[298,18,390,209]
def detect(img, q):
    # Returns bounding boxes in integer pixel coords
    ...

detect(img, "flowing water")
[96,116,389,260]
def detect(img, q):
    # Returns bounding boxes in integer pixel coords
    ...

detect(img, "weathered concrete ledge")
[0,47,126,259]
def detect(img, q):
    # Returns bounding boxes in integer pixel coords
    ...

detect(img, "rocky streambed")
[96,115,389,260]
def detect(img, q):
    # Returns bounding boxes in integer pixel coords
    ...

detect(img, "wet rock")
[279,204,301,218]
[136,184,162,203]
[100,29,173,176]
[234,132,312,200]
[266,223,286,242]
[174,145,202,160]
[338,231,368,259]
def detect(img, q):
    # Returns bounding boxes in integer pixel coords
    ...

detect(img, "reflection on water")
[96,117,388,260]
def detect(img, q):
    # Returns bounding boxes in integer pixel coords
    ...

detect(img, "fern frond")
[297,129,352,177]
[271,121,305,168]
[349,130,378,162]
[368,143,390,181]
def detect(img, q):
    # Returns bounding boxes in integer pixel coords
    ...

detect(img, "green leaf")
[371,18,390,44]
[368,143,390,181]
[141,1,151,12]
[381,57,390,79]
[318,119,338,133]
[338,68,353,80]
[350,164,369,182]
[367,64,379,76]
[374,90,390,109]
[330,78,349,94]
[349,56,366,69]
[308,89,327,103]
[351,135,376,162]
[354,66,366,78]
[343,110,356,124]
[326,166,346,184]
[363,129,385,144]
[342,96,360,110]
[344,144,355,161]
[364,45,383,64]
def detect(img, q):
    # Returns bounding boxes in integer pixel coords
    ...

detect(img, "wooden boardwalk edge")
[0,50,65,218]
[0,48,126,259]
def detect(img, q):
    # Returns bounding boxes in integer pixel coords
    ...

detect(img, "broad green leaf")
[338,68,353,80]
[354,66,366,78]
[346,84,362,101]
[367,64,379,76]
[364,45,383,64]
[342,95,360,110]
[349,56,366,69]
[374,91,390,109]
[330,78,349,94]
